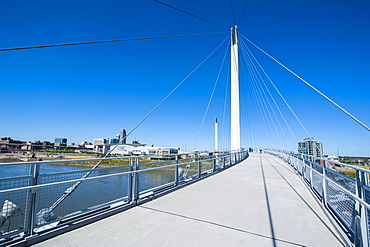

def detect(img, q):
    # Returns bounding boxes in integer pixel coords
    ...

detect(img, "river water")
[0,163,176,227]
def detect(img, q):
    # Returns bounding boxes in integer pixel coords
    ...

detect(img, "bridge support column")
[230,26,240,152]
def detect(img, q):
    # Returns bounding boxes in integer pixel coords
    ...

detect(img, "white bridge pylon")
[230,26,241,151]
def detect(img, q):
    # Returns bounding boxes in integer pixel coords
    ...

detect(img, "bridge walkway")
[34,152,348,246]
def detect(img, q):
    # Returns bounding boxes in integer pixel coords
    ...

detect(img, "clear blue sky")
[1,0,369,156]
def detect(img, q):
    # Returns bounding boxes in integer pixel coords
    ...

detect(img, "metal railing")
[267,149,370,247]
[0,150,248,244]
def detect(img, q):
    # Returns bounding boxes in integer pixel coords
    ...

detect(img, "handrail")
[0,149,249,244]
[267,149,370,247]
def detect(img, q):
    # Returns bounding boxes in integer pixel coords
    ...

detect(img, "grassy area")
[0,154,185,169]
[337,168,356,179]
[337,165,370,179]
[0,157,23,163]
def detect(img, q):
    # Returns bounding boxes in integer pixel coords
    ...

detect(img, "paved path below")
[34,153,348,247]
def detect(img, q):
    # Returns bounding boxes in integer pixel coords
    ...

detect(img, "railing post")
[322,160,327,206]
[175,154,179,186]
[309,155,313,190]
[128,157,134,202]
[354,170,369,247]
[133,157,140,202]
[197,152,201,177]
[24,163,40,236]
[212,153,216,172]
[301,156,306,180]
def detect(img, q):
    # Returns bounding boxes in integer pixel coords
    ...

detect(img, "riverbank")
[0,153,180,169]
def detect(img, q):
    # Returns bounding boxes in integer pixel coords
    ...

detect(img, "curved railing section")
[0,150,248,244]
[267,149,370,247]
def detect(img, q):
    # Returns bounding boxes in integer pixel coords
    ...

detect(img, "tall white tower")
[230,26,241,151]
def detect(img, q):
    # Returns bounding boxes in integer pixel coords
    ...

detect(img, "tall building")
[107,138,119,144]
[298,137,323,157]
[119,129,127,144]
[55,138,67,144]
[93,138,106,145]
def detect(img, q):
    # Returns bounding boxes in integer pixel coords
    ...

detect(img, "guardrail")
[0,150,248,244]
[267,149,370,247]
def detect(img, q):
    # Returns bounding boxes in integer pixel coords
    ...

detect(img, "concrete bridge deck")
[33,153,348,246]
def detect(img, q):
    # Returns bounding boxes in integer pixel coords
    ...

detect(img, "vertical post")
[175,154,179,186]
[215,117,219,151]
[197,152,201,178]
[133,157,140,202]
[212,153,216,172]
[128,157,134,202]
[230,26,240,152]
[354,170,369,247]
[322,160,327,205]
[309,154,314,190]
[25,163,40,236]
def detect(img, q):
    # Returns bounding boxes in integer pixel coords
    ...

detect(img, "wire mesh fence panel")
[325,169,356,194]
[183,161,198,178]
[36,168,130,227]
[269,150,370,245]
[138,168,175,193]
[312,169,323,198]
[200,158,213,173]
[364,185,370,242]
[303,164,311,184]
[311,162,323,173]
[326,179,356,234]
[0,195,26,238]
[0,176,31,237]
[0,151,249,244]
[296,158,303,175]
[140,160,176,170]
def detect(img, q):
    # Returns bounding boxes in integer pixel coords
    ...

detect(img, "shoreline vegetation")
[0,154,368,178]
[0,156,189,169]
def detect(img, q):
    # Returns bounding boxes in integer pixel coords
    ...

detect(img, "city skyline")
[1,0,369,156]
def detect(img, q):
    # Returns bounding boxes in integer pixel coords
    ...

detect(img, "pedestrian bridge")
[2,150,369,246]
[31,153,348,246]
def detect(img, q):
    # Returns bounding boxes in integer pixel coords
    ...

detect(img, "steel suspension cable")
[241,40,298,142]
[240,34,323,155]
[240,39,291,147]
[246,56,274,148]
[45,36,229,213]
[239,56,258,149]
[193,36,230,150]
[242,35,370,132]
[154,0,228,29]
[229,0,237,24]
[245,52,285,148]
[220,61,231,150]
[237,0,251,25]
[0,32,225,52]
